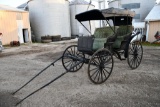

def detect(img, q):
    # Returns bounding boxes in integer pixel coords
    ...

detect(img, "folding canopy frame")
[75,7,135,35]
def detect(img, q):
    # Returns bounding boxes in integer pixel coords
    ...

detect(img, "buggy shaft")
[16,72,68,106]
[16,60,83,106]
[12,56,62,95]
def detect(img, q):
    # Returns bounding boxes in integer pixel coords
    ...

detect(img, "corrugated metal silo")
[70,0,95,37]
[28,0,71,42]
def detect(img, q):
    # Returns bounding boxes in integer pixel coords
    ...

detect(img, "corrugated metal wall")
[148,21,160,42]
[22,12,31,42]
[108,0,155,22]
[70,5,95,36]
[28,0,71,42]
[0,11,31,45]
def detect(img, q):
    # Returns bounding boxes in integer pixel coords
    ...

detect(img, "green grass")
[142,42,160,47]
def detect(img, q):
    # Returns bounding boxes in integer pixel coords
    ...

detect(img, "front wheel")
[88,48,114,84]
[127,41,143,69]
[62,45,84,72]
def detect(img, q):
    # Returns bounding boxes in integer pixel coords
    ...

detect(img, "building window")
[122,3,140,9]
[16,13,22,20]
[134,14,140,19]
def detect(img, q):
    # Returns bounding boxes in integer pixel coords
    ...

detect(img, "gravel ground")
[0,42,160,107]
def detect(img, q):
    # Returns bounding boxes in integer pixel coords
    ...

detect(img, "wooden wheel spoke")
[136,56,141,64]
[97,71,101,82]
[100,71,103,82]
[102,69,107,79]
[66,50,72,56]
[103,68,110,74]
[90,67,98,71]
[104,66,112,69]
[64,60,72,64]
[90,69,99,77]
[93,70,100,81]
[104,61,112,65]
[97,54,102,63]
[93,59,99,65]
[70,48,74,55]
[66,60,73,68]
[70,61,74,70]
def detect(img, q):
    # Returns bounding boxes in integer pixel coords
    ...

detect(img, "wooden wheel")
[88,48,114,84]
[127,41,143,69]
[62,45,84,72]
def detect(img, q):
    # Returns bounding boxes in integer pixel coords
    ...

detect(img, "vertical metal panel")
[148,21,160,42]
[70,4,95,36]
[108,0,155,22]
[108,1,119,8]
[0,11,31,45]
[0,11,18,45]
[17,20,24,43]
[28,0,71,42]
[22,12,32,42]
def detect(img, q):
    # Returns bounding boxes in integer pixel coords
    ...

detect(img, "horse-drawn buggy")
[14,8,143,105]
[62,7,143,84]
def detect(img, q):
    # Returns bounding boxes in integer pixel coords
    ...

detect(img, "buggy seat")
[92,26,118,50]
[107,25,133,49]
[78,27,118,53]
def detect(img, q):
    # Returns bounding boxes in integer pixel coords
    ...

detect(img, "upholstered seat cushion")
[94,27,117,38]
[92,27,118,50]
[112,26,133,49]
[92,38,106,50]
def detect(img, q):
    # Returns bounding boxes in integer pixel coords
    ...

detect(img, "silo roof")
[70,0,92,5]
[0,4,27,12]
[145,4,160,21]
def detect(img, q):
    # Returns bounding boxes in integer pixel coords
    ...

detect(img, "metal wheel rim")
[62,45,84,72]
[88,48,114,84]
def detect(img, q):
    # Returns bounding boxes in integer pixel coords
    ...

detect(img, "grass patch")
[142,42,160,47]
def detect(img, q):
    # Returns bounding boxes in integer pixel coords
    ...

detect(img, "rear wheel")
[62,45,84,72]
[127,41,143,69]
[88,48,114,84]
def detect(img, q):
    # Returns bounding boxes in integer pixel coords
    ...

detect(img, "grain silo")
[28,0,71,42]
[70,0,95,37]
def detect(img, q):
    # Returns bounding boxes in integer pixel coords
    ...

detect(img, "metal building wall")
[70,4,95,36]
[0,11,31,45]
[108,0,120,8]
[28,0,71,42]
[148,21,160,42]
[108,0,155,22]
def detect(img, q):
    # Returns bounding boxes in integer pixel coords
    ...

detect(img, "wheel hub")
[133,49,138,58]
[99,63,104,71]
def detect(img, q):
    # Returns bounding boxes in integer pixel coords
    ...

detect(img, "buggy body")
[61,7,143,84]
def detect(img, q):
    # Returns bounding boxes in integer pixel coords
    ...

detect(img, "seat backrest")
[112,25,133,49]
[116,25,133,36]
[94,27,118,38]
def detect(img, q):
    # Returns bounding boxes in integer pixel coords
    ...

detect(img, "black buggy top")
[75,7,136,53]
[75,7,135,26]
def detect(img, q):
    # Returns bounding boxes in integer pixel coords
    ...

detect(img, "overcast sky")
[0,0,160,7]
[0,0,28,7]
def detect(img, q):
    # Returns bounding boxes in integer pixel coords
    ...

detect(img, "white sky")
[0,0,160,7]
[0,0,28,7]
